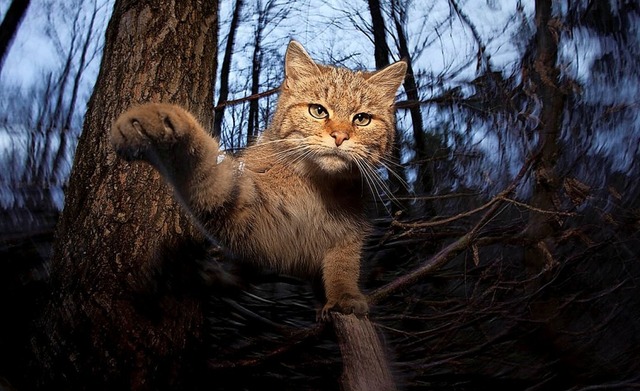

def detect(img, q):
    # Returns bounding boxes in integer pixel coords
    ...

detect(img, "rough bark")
[332,313,397,391]
[32,1,218,389]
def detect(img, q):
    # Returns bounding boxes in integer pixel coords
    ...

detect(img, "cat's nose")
[330,131,350,147]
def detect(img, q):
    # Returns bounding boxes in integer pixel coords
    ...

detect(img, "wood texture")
[32,1,218,389]
[332,313,397,391]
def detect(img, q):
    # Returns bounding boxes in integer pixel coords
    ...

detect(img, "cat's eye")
[308,104,329,119]
[353,113,372,126]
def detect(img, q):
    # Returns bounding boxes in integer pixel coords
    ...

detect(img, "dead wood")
[331,313,397,391]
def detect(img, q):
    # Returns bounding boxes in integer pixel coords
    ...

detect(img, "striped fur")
[111,41,406,318]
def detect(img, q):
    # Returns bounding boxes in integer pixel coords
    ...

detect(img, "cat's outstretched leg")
[111,103,237,213]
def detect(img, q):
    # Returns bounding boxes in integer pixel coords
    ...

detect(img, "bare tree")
[50,0,103,182]
[246,0,286,144]
[364,0,411,210]
[32,0,218,389]
[389,0,428,189]
[0,0,31,73]
[248,16,263,143]
[522,0,566,272]
[367,0,390,69]
[213,0,244,139]
[33,0,102,186]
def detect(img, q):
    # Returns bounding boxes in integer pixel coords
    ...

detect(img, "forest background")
[0,0,639,390]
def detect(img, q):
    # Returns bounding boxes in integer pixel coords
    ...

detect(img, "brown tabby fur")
[111,41,406,318]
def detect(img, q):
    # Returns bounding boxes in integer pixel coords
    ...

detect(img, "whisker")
[353,158,388,215]
[359,148,410,192]
[352,157,379,200]
[359,157,404,210]
[244,135,405,213]
[255,142,311,166]
[378,154,405,169]
[246,137,299,149]
[377,159,410,191]
[353,154,401,214]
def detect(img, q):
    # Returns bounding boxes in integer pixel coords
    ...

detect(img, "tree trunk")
[524,0,565,272]
[0,0,31,73]
[32,1,218,389]
[366,0,408,210]
[247,24,262,144]
[213,0,244,139]
[367,0,389,69]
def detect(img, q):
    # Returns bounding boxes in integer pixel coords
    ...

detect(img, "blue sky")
[1,0,637,206]
[1,0,534,99]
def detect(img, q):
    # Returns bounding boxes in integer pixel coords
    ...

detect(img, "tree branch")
[212,87,280,111]
[370,147,542,305]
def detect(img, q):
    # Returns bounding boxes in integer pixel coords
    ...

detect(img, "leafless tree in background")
[214,0,244,139]
[0,0,639,389]
[0,0,31,73]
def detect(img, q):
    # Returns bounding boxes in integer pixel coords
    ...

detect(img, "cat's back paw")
[111,103,196,160]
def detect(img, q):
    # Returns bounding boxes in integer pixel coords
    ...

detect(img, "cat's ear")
[367,60,407,100]
[284,40,321,89]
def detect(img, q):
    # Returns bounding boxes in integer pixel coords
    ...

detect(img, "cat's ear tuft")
[284,40,321,89]
[368,60,407,100]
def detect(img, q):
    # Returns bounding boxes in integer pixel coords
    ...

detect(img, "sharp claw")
[162,114,175,133]
[132,120,143,136]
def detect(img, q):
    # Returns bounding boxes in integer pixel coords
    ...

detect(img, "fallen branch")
[331,313,397,391]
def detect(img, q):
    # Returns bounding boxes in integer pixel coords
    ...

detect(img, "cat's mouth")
[285,134,359,173]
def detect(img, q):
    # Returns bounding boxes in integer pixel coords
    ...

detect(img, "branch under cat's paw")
[319,292,369,321]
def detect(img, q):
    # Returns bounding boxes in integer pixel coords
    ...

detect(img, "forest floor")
[0,207,56,391]
[1,205,640,390]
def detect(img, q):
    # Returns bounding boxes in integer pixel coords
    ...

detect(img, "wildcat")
[111,41,406,318]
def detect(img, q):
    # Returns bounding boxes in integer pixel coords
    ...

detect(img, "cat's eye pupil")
[353,113,371,126]
[309,104,328,119]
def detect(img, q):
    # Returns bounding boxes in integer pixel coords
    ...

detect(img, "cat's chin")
[313,154,353,174]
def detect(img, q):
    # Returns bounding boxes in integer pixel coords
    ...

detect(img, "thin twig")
[392,197,499,229]
[369,148,542,304]
[498,195,576,216]
[213,87,280,111]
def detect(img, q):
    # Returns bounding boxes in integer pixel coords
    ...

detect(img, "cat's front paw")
[111,103,194,161]
[320,291,369,321]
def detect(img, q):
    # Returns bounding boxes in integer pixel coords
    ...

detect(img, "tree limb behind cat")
[111,41,406,319]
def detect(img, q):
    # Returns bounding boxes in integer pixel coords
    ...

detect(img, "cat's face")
[271,41,407,176]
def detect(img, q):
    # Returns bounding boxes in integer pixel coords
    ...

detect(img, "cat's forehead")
[292,66,383,113]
